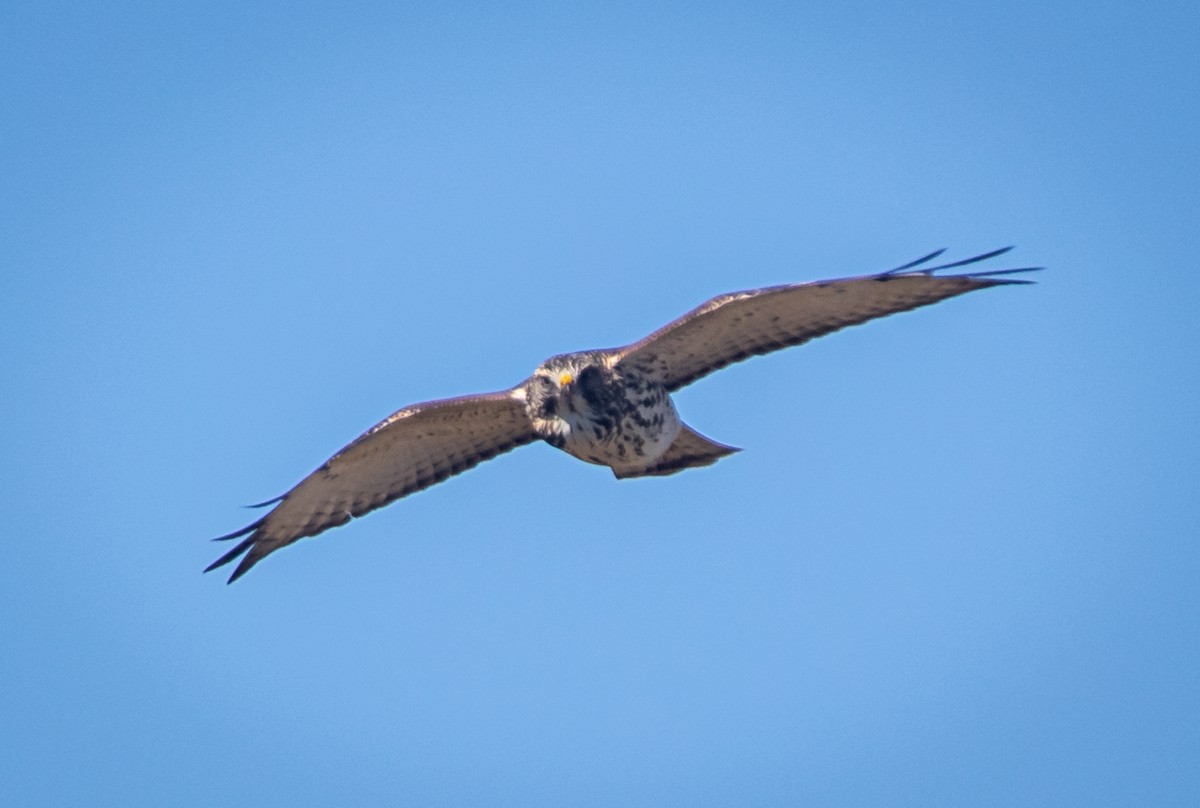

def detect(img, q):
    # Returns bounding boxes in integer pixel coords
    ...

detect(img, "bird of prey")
[207,247,1038,582]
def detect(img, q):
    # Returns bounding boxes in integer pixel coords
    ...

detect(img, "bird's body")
[207,247,1039,582]
[525,351,694,476]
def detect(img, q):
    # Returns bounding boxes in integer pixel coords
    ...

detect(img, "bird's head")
[525,351,612,429]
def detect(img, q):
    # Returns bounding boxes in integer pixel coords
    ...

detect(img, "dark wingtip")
[966,265,1045,278]
[244,494,285,509]
[923,245,1014,272]
[885,248,948,274]
[224,553,261,584]
[883,247,1042,283]
[204,535,256,576]
[964,265,1045,286]
[212,517,265,542]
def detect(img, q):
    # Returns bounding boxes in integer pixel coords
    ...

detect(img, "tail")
[614,424,740,479]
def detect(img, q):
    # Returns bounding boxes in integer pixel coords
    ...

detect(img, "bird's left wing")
[206,388,536,583]
[613,248,1040,391]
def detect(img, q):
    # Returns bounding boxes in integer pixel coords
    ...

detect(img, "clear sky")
[2,2,1197,805]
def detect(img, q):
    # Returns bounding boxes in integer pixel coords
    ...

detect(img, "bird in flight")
[207,247,1038,582]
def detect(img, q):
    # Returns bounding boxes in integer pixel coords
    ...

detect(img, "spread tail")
[614,424,740,479]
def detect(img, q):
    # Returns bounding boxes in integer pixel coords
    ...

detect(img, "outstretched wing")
[613,248,1040,391]
[206,388,536,583]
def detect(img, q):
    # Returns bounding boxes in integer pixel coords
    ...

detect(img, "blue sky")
[2,2,1197,805]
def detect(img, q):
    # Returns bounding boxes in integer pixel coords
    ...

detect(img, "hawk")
[207,247,1038,582]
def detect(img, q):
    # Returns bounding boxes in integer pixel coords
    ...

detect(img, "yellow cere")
[559,373,574,386]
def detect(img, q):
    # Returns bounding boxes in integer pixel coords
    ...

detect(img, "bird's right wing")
[613,248,1040,391]
[206,387,536,583]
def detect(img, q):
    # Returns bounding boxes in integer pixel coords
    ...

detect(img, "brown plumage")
[207,247,1038,582]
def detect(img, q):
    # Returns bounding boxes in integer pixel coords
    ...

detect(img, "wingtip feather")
[922,246,1014,273]
[212,517,264,542]
[884,248,948,274]
[965,265,1045,278]
[204,535,256,576]
[883,247,1042,284]
[225,553,260,584]
[244,494,285,509]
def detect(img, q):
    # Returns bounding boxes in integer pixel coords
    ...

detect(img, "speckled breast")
[559,369,682,474]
